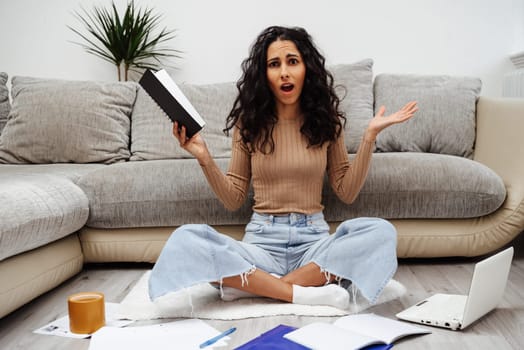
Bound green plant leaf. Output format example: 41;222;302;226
68;0;181;80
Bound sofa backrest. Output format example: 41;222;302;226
0;65;483;165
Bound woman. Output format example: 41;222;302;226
149;26;417;309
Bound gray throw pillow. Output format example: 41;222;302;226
0;72;10;135
0;76;137;164
130;81;236;160
330;59;375;153
374;74;481;158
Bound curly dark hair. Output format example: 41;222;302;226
224;26;346;153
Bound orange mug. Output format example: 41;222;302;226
68;292;106;334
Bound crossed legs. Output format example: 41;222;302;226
220;262;349;309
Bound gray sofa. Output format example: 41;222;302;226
1;59;523;319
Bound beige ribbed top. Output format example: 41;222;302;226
201;117;375;214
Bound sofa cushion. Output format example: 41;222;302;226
0;163;105;182
130;82;235;160
330;59;375;153
0;72;10;135
374;74;481;158
77;153;505;229
324;152;506;220
0;77;137;164
0;173;89;261
76;159;254;228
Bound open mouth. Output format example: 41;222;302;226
280;83;294;92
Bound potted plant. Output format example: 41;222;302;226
68;1;181;81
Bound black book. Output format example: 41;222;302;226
138;69;205;138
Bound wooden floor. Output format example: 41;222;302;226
1;234;523;350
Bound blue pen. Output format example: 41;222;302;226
199;327;237;348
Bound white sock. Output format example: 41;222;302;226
292;284;350;309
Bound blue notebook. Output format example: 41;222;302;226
234;324;310;349
234;324;392;350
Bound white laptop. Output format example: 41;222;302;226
396;246;513;330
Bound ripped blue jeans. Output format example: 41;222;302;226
148;212;397;303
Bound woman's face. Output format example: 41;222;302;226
266;39;305;112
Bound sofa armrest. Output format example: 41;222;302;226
474;97;524;233
391;97;524;258
475;97;524;207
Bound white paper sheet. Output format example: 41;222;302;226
88;319;229;350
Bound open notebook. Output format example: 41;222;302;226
283;313;430;350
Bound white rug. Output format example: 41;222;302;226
117;271;406;321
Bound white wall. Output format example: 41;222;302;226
0;0;522;96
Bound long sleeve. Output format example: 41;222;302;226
327;132;375;204
199;127;251;210
201;119;374;214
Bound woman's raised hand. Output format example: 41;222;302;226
172;122;212;165
367;101;418;139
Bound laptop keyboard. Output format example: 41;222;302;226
413;294;466;321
